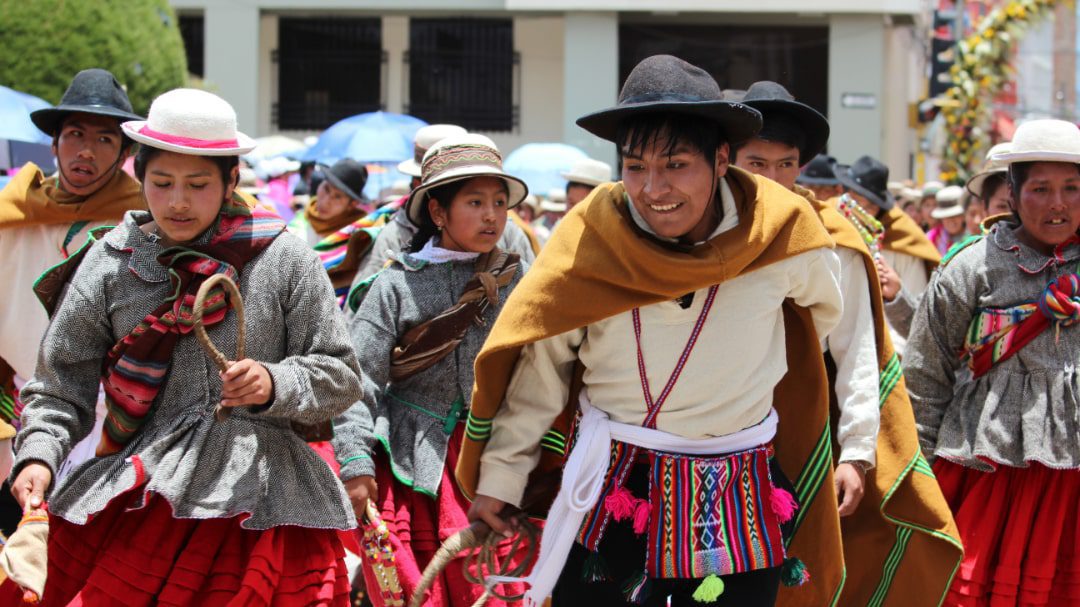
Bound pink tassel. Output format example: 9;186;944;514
769;486;798;524
632;498;650;535
605;486;636;521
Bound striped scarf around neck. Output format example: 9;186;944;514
96;193;286;455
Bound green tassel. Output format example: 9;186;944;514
621;570;652;605
781;556;811;587
691;574;726;603
581;550;611;583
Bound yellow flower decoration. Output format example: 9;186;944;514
939;0;1071;184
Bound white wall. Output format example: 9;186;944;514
481;16;567;158
828;14;887;164
203;3;260;134
562;12;619;167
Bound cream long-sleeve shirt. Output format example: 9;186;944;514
477;182;844;507
0;222;118;478
827;246;880;466
880;249;930;354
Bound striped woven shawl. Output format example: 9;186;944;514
96;194;285;455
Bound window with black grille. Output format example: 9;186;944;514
619;22;829;133
178;15;204;78
276;17;383;130
407;18;516;132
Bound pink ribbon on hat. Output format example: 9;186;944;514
138;125;239;149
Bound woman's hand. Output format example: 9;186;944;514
220;359;274;408
344;475;378;520
11;462;52;512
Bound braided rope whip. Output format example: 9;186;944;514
192;273;245;421
409;514;540;607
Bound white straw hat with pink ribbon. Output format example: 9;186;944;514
121;88;256;156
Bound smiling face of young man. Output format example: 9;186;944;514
619;124;729;244
733;137;801;191
52;112;128;196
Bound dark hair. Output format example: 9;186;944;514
407;179;469;252
134;145;240;190
980;173;1008;203
731;112;806;162
961;190;978;211
615;113;725;166
566;181;593;191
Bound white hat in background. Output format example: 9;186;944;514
397;124;468;178
539;188;568;213
966;141;1012;199
931;185;965;219
561;158;613;187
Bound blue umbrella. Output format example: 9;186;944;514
0;85;52;145
302;111;427;165
302;111;427;200
503;143;588;197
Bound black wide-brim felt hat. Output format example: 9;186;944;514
834;155;895;211
31;68;143;136
321;158;368;202
576;55;762;145
797;154;840;186
740;80;829;166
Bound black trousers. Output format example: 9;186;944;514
551;462;789;607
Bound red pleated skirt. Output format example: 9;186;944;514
356;426;529;607
935;459;1080;607
0;483;351;606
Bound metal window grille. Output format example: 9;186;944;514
178;15;205;78
618;23;829;125
406;18;518;132
275;17;384;130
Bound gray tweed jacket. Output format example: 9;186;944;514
333;251;524;497
14;211;362;530
906;220;1080;470
352;208;535;300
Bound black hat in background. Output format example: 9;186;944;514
797;154;840;186
321;158;368;202
576;55;762;145
30;69;143;137
740;80;829;166
834;155;895;211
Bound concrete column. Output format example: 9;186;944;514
882;24;918;178
828;14;886;164
383;16;409;114
204;3;260;134
1053;2;1076;121
563;12;619;167
257;14;277;136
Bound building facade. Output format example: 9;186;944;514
171;0;927;174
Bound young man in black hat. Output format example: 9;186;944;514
733;81;962;607
833;157;941;354
459;55;847;607
796;154;843;201
732;80;877;517
0;68;143;530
